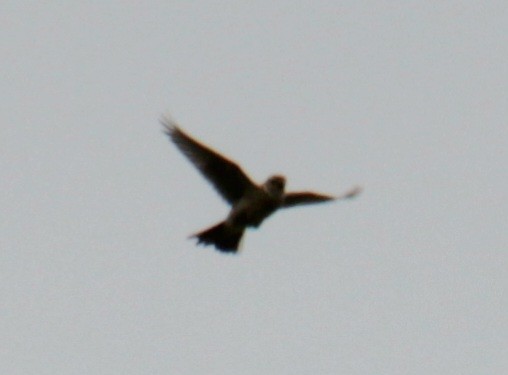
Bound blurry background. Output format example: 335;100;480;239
2;2;506;374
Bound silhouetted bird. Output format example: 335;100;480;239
162;117;361;253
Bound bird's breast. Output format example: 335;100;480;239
228;193;281;228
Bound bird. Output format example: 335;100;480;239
162;117;361;253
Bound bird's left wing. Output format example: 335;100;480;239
282;186;361;208
162;117;256;205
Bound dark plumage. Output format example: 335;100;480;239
162;117;361;253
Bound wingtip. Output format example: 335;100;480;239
160;114;180;135
344;185;363;198
335;185;362;200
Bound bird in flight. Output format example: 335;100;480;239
162;117;361;253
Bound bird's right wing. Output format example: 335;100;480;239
282;186;361;208
162;117;256;205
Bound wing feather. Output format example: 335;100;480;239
162;117;255;205
282;186;361;208
282;192;335;208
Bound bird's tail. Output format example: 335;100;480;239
191;221;244;253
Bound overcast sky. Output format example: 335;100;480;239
2;2;507;374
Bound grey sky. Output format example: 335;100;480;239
2;2;507;374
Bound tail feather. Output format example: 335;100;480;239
192;222;244;253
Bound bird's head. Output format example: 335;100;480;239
263;175;286;197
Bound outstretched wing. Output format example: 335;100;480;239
282;192;335;208
282;186;361;208
162;117;256;205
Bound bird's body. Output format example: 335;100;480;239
227;176;284;228
162;117;360;253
